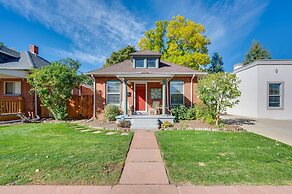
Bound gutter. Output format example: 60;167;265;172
86;75;96;122
34;91;40;120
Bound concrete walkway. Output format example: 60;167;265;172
1;131;291;194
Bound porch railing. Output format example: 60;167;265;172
0;97;24;115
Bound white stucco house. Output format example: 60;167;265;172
228;60;292;120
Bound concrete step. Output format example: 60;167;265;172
131;118;160;130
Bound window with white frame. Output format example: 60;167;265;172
4;81;21;95
268;82;283;109
135;59;144;68
170;81;184;106
147;58;156;68
106;81;121;105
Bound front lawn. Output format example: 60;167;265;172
0;123;132;185
157;130;292;185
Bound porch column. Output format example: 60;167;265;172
123;79;128;115
162;79;166;115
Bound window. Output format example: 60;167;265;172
268;82;283;109
4;81;21;95
106;81;121;105
135;59;144;68
170;81;184;105
147;59;156;68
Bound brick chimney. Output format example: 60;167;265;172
29;44;39;55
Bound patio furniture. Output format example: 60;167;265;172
148;101;162;115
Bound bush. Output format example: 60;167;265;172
117;120;131;128
171;105;196;121
161;121;174;129
195;103;215;124
105;104;120;121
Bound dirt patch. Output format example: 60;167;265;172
71;119;130;131
165;120;243;131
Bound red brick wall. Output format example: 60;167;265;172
73;86;93;96
0;78;35;116
94;76;199;118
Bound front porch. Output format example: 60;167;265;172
116;114;175;130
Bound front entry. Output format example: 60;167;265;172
135;84;146;111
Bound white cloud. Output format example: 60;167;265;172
0;0;145;67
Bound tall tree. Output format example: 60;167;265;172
28;58;84;120
138;15;211;70
104;45;136;67
243;41;271;65
207;52;224;73
0;42;3;47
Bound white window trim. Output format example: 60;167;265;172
170;81;185;106
134;58;146;68
147;58;158;68
106;80;121;106
267;81;284;110
4;81;21;96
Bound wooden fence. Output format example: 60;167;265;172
67;95;93;119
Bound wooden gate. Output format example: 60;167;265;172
67;95;93;119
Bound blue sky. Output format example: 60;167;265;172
1;0;292;72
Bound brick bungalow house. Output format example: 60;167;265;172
0;45;50;121
87;50;206;129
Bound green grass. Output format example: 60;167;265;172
157;130;292;185
0;123;132;185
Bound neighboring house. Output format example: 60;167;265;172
87;50;206;128
228;60;292;120
0;45;50;121
73;84;94;96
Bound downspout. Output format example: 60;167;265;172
190;74;196;108
86;75;96;122
34;91;40;120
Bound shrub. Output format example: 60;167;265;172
117;120;131;128
105;104;120;121
171;105;196;121
161;121;174;129
195;102;215;124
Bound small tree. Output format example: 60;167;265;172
103;45;136;67
28;58;83;120
197;72;241;125
243;40;271;65
207;52;224;73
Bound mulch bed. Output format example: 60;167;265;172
166;120;243;131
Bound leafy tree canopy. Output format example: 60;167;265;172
138;15;211;70
206;52;224;73
104;45;136;67
0;42;3;47
28;58;84;120
197;72;241;125
243;40;271;65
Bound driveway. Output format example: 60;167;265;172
222;115;292;146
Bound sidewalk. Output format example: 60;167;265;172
0;131;291;194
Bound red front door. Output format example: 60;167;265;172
136;84;146;111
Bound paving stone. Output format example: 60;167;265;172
106;132;116;135
126;149;162;162
119;162;168;185
111;185;178;194
80;129;91;132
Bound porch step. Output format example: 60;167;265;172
131;118;160;130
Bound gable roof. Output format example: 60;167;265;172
87;59;205;76
129;50;162;57
0;45;50;70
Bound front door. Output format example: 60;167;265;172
135;84;146;111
